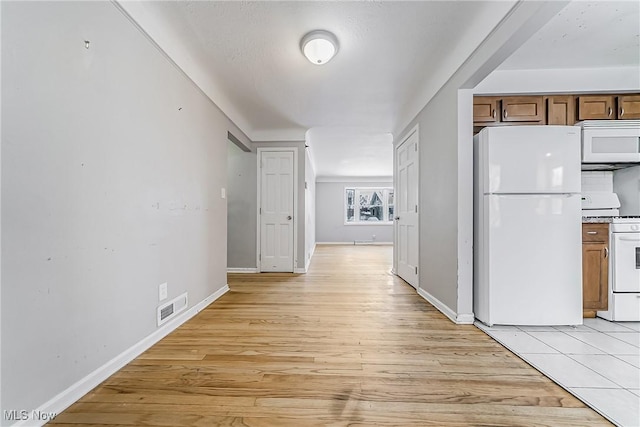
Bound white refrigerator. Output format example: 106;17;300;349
474;126;583;326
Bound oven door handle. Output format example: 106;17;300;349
617;236;640;242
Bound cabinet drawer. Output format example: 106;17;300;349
582;224;609;242
605;293;640;321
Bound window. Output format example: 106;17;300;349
345;187;394;224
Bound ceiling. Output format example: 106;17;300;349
136;1;639;178
500;0;639;70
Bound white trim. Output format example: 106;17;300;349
344;186;394;225
456;313;476;324
316;176;393;183
294;267;307;274
457;89;475;321
316;242;393;246
393;124;419;286
343;222;393;226
304;243;316;272
13;285;229;427
417;287;473;325
256;147;298;273
394;124;419;147
227;268;259;274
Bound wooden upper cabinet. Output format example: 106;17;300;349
473;97;499;123
501;96;543;122
617;95;640;119
577;95;615;120
547;96;575;125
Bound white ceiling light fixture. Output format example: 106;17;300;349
300;30;339;65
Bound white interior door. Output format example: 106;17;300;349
259;150;295;272
395;130;419;288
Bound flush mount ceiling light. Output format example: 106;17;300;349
300;30;339;65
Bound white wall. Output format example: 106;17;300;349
474;66;640;95
227;141;257;269
316;181;394;244
2;1;234;420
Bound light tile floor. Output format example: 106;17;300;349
477;318;640;427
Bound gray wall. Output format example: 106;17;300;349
2;1;232;416
399;91;461;311
395;2;568;320
316;182;394;243
225;141;312;271
227;142;257;269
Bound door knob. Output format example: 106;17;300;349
287;215;292;220
395;216;400;221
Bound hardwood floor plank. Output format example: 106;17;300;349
49;245;611;426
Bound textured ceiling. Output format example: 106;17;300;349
133;1;638;177
500;1;640;70
141;0;516;176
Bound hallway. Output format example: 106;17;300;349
51;245;609;426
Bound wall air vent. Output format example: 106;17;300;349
157;292;188;326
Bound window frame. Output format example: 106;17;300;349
344;186;394;226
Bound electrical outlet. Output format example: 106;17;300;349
159;282;168;301
221;188;226;199
372;234;376;241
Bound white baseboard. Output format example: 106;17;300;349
455;313;475;324
316;242;393;245
14;285;230;427
417;287;474;325
227;268;258;273
305;244;316;271
294;267;307;274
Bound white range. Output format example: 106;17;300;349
599;216;640;322
582;193;640;321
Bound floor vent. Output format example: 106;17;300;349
157;292;188;326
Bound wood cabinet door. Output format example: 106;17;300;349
577;95;615;120
501;96;543;122
617;95;640;119
582;242;609;310
473;97;499;123
546;96;575;125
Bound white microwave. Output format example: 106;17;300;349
579;120;640;163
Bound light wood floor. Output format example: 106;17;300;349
51;245;610;426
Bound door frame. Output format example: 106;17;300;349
256;147;298;273
393;124;419;285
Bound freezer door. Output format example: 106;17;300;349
484;194;582;325
480;126;581;194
